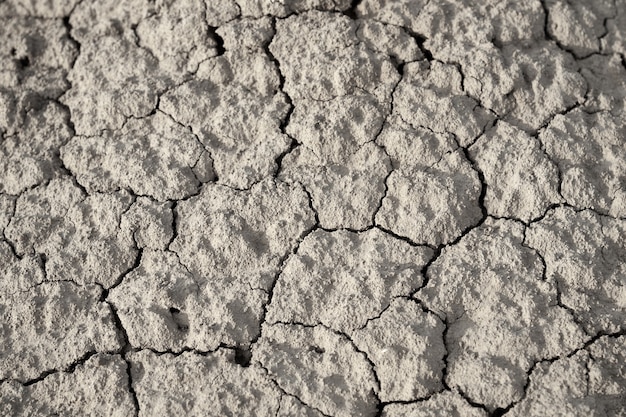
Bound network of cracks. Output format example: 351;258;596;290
1;0;626;416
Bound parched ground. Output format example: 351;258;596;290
1;0;626;416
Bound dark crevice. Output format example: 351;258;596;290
529;100;585;138
447;60;466;92
495;328;626;415
99;250;142;417
273;320;382;405
248;258;284;346
301;185;321;227
16;56;30;69
370;65;403;227
264;18;300;179
2;197;20;260
57;156;89;196
249;188;320;351
257;366;333;417
265;19;291;105
356;300;395;331
278;95;295;133
21;351;98;386
495;358;542;416
371;166;394;227
309;345;325;354
413;141;489;295
129;23;160;65
169;307;190;332
319;225;377;236
62;15;82;62
539;0;600;61
527;201;565;224
342;340;381;405
136;344;234;357
599;0;619;51
102;299;132;352
440;318;452;391
234;346;253;367
528;200;624;227
107;247;143;292
123;358;141;417
491;407;508;417
454;387;492;414
167;201;179;251
376;384;508;415
406;30;434;62
534;135;565;201
521;229;548;282
146;95;160;117
376;225;429;248
395;60;406;77
56;104;91;197
274;137;300;179
37;252;48;278
156;109;217;192
554;280;590;335
405;296;442;318
416;227;484;296
459;145;489;222
343;0;363;20
1;232;20;259
102;294;140;416
417;247;442;294
486;213;527;229
208;26;225;56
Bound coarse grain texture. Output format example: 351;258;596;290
0;354;135;417
417;218;587;409
266;228;433;333
2;0;626;415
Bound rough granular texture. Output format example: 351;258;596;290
1;0;625;416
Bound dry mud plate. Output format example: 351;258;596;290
1;0;626;416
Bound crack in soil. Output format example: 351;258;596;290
2;1;626;416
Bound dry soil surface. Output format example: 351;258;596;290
1;0;626;416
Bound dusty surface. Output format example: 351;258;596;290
1;0;625;416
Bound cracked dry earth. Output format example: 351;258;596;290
1;0;626;416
